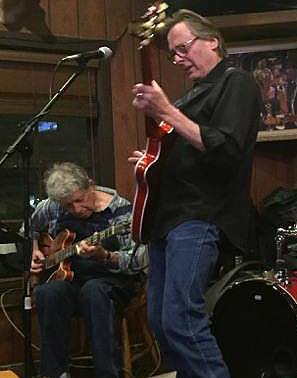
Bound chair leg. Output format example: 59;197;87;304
121;316;132;378
139;306;159;368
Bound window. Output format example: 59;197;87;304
0;114;97;222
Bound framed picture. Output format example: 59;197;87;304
226;40;297;141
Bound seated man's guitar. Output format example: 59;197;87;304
32;221;130;285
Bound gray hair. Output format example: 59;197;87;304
44;162;92;201
165;9;227;58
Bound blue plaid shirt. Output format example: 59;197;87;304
30;186;147;275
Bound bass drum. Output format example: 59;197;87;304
211;274;297;378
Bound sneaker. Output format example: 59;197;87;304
59;373;71;378
42;373;71;378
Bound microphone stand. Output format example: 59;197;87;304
0;62;88;378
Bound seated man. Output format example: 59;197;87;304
30;162;147;378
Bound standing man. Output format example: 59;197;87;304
30;162;146;378
129;9;262;378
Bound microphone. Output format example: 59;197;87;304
61;46;113;63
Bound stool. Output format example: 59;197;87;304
120;287;160;378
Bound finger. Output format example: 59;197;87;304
132;83;145;94
151;80;162;91
133;150;144;157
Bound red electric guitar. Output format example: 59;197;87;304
131;2;175;244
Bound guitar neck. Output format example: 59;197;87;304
44;223;123;270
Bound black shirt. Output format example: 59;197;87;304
152;60;262;252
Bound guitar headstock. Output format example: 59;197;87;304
135;2;169;49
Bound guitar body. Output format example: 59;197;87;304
35;229;76;284
31;222;130;286
132;122;174;243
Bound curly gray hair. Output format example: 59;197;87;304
44;162;93;201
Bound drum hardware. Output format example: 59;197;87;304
274;226;297;285
274;260;289;285
263;270;275;281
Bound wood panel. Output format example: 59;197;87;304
105;0;139;200
78;0;106;39
0;56;97;117
251;142;297;208
110;33;138;201
48;0;78;37
39;0;49;26
159;49;186;103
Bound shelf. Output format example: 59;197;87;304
257;129;297;142
209;10;297;42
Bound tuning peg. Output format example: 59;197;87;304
155;21;166;32
158;2;169;13
142;17;157;30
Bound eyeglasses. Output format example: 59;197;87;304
168;36;200;64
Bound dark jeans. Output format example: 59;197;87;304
148;220;231;378
35;274;141;378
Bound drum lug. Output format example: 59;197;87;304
275;262;290;285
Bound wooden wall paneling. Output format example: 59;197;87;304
48;0;78;37
0;60;35;114
104;0;131;41
0;62;34;95
251;144;296;208
210;10;297;42
251;152;278;209
274;154;291;186
78;0;106;39
290;154;297;188
39;0;49;26
159;49;186;103
132;0;151;18
0;58;97;117
95;60;115;188
105;0;139;199
110;33;138;200
31;64;96;101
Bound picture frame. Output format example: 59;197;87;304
226;39;297;142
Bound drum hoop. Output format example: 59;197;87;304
219;275;297;311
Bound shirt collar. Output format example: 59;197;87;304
95;185;119;214
194;58;228;85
